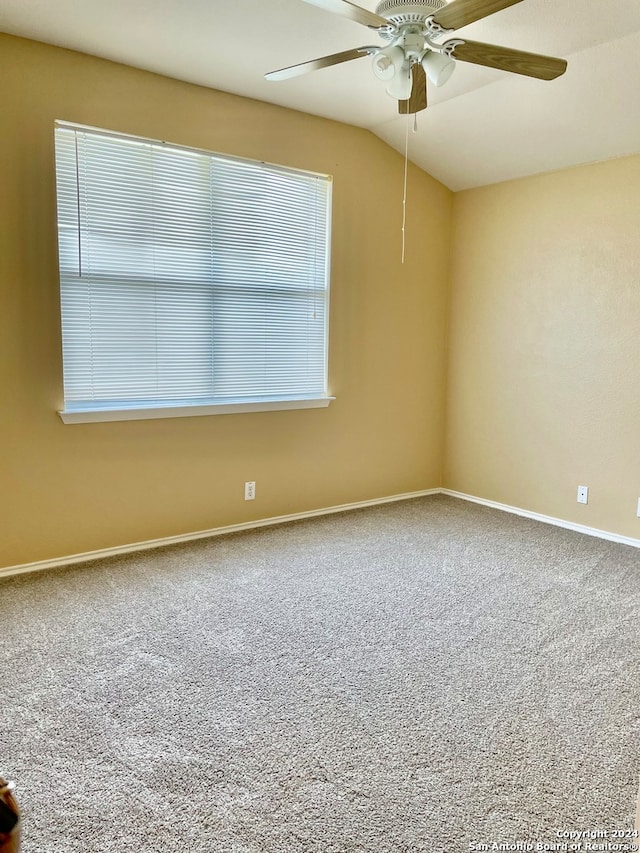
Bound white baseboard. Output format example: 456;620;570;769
0;489;440;579
441;489;640;550
4;487;638;580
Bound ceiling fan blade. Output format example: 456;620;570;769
265;47;371;81
432;0;525;31
448;40;567;80
302;0;390;29
398;64;427;114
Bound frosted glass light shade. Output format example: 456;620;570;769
386;64;413;100
422;51;456;87
372;46;405;82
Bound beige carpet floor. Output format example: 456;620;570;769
1;495;640;852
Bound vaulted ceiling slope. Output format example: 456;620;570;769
1;0;639;189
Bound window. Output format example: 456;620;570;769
54;123;332;423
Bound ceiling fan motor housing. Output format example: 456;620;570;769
375;1;450;46
375;0;447;26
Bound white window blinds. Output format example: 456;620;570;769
54;123;331;418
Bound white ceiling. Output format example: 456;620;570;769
1;0;640;189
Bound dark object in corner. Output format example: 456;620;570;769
0;778;20;853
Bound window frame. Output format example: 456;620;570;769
54;122;334;424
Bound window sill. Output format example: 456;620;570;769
58;396;335;424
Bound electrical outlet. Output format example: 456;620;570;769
244;481;256;501
577;485;589;505
637;498;640;518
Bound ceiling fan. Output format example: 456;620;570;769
265;0;568;114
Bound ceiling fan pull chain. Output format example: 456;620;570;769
401;109;410;264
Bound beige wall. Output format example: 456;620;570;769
445;156;640;539
3;33;638;570
0;33;452;569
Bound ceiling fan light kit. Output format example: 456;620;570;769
266;0;568;116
